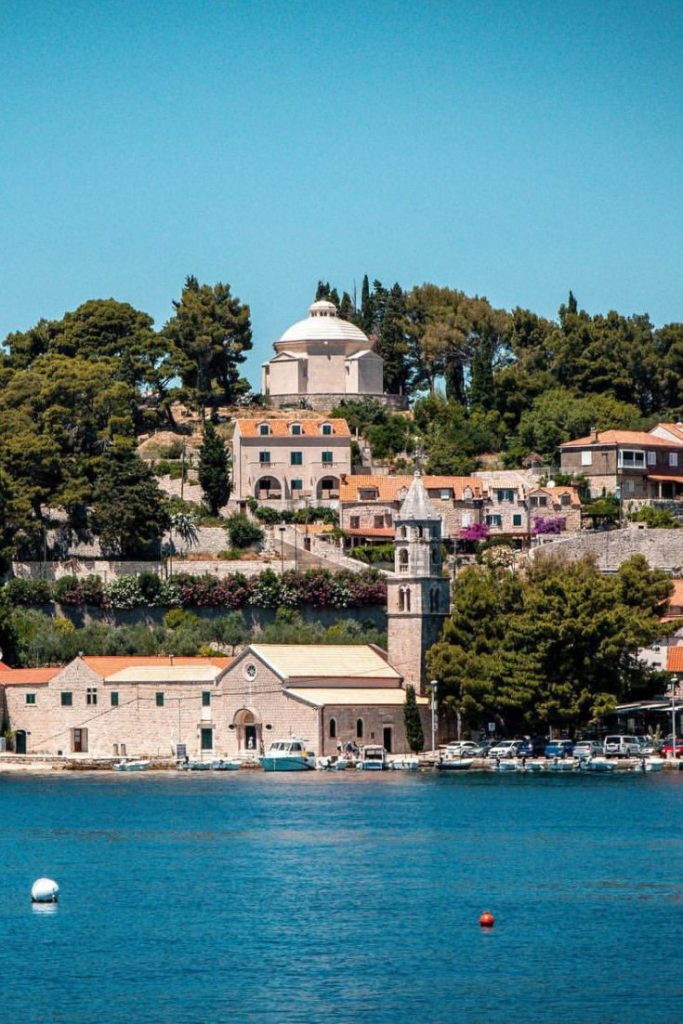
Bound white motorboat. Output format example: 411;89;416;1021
390;754;420;771
437;756;474;771
546;757;577;772
488;759;520;772
578;757;615;773
259;739;316;772
356;745;387;771
632;757;665;773
113;759;150;772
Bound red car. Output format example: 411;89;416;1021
661;740;683;758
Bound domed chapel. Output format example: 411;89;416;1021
261;299;384;407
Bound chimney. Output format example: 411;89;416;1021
169;654;174;666
590;425;599;443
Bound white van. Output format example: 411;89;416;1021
603;735;641;758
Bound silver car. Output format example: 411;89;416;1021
488;739;525;759
445;740;485;757
604;735;641;758
573;740;603;759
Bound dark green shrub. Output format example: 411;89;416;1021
226;513;264;549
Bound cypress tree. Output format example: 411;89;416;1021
198;422;231;515
360;274;373;333
403;685;425;753
338;291;354;321
380;283;409;394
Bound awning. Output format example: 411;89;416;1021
646;474;683;483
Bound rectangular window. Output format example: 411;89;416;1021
200;727;213;751
86;688;97;706
72;728;88;753
291;424;301;435
581;450;592;466
440;489;451;500
560;493;571;506
155;692;164;707
670;452;679;467
290;451;303;465
374;515;384;528
618;449;645;468
322;451;333;465
202;691;211;707
359;489;378;500
25;693;36;705
350;515;360;529
485;514;502;527
625;480;635;494
321;424;332;435
259;450;270;464
291;479;303;491
60;691;72;707
110;691;119;707
530;496;548;508
259;424;269;435
513;514;523;527
647;451;657;465
462;512;472;527
496;489;514;502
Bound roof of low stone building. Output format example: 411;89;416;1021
340;474;481;502
236;417;350;438
666;646;683;672
560;430;679;448
285;687;427;706
249;644;400;681
81;656;232;678
0;667;62;686
106;665;227;684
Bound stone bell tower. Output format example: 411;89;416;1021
386;473;451;695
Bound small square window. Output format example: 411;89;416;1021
513;514;523;527
291;424;301;435
290;452;303;466
322;451;333;465
259;424;269;436
25;693;36;705
155;692;164;707
350;515;360;529
581;451;592;466
202;691;211;707
374;515;384;528
110;691;119;707
60;691;72;707
259;451;270;464
321;424;332;435
291;479;303;491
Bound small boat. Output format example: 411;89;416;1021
179;760;213;771
260;739;316;772
390;754;420;771
631;757;665;773
546;757;577;772
578;757;615;773
488;758;520;772
212;758;242;771
437;756;474;771
519;759;545;772
113;759;150;772
356;745;387;771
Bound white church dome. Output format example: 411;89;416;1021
278;301;371;344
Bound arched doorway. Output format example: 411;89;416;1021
232;708;262;753
317;476;340;500
15;730;27;754
254;476;282;500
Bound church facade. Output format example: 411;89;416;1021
261;299;406;409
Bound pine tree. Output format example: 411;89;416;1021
198;422;231;515
91;443;169;557
403;685;425;753
379;283;410;394
338;291;354;321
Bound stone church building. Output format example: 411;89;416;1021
261;299;406;409
1;477;449;759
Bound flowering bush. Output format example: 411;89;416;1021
532;515;566;535
460;523;490;542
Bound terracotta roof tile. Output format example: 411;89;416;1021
81;656;232;678
654;423;683;440
346;527;396;538
236;418;351;438
666;646;683;672
0;667;62;686
560;431;680;448
340;474;482;502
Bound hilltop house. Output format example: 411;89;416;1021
231;415;351;507
559;428;683;499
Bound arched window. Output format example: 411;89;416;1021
329;717;337;739
405;588;411;612
399;548;409;573
398;588;405;612
356;718;364;739
416;525;423;539
399;526;407;539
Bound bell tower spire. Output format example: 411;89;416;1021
386;474;451;694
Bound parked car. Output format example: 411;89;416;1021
573;740;604;759
488;739;526;759
445;740;486;757
519;736;549;757
635;736;655;755
545;739;574;758
603;735;642;758
661;738;683;758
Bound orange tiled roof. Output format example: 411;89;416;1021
236;417;350;438
530;485;582;507
340;474;482;502
0;667;62;686
346;527;396;538
668;580;683;608
666;646;683;672
560;431;679;448
81;656;232;678
654;423;683;440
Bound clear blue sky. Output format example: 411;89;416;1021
2;0;682;386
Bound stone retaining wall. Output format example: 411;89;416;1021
530;525;683;573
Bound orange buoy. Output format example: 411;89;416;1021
479;911;495;927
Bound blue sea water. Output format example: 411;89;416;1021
1;770;681;1024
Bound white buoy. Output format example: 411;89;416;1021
31;878;59;903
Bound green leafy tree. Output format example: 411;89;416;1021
90;443;170;557
226;513;264;549
198;423;231;514
163;276;252;411
403;684;425;752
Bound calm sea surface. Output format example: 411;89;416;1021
1;770;681;1024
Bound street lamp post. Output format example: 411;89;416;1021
429;679;438;755
278;523;286;574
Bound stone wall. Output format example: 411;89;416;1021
529;525;683;573
265;393;409;411
12;557;292;582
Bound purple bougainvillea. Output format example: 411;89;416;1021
459;523;490;542
532;515;566;535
